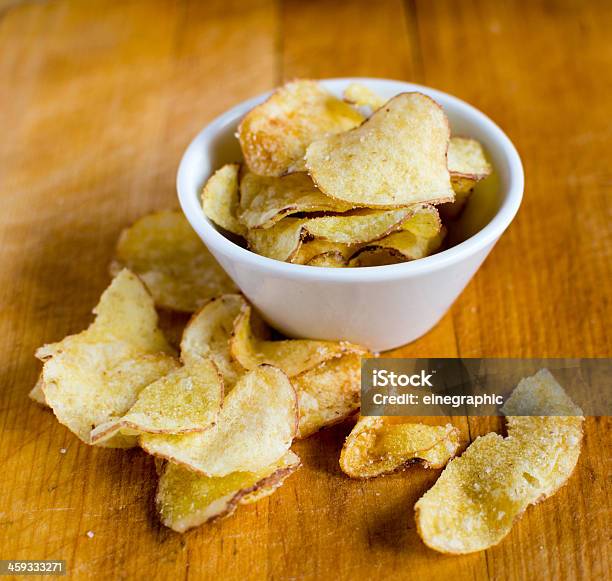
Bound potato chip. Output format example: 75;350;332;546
305;252;347;268
230;304;366;376
502;369;584;499
305;93;454;208
441;137;493;219
180;294;246;389
448;137;492;193
157;451;300;532
246;217;307;262
415;369;583;554
36;270;177;446
291;239;354;266
247;209;417;262
348;206;444;266
29;375;48;407
238;80;364;177
201;163;246;236
238;171;352;229
340;417;460;478
304;208;417;244
141;365;298;476
90;358;223;445
112;210;238;312
343;83;387;109
294;354;362;439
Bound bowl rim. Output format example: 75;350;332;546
177;77;524;282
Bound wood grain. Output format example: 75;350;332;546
0;0;609;580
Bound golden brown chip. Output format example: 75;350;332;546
230;304;366;377
238;171;352;229
291;239;354;266
238;80;364;177
305;252;348;268
112;210;238;312
246;208;417;262
201;163;246;236
441;137;493;219
304;208;417;244
343;83;387;109
348;206;445;266
36;270;177;447
156;451;300;532
502;369;584;499
340;417;460;478
305;93;454;208
246;217;307;262
448;137;492;192
294;354;363;439
180;294;246;389
90;358;223;445
415;369;584;554
141;365;298;476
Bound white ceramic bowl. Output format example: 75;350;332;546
177;78;523;351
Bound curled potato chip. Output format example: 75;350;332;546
29;375;48;407
291;239;354;266
340;417;460;478
348;206;444;266
201;164;246;236
141;365;298;476
90;358;223;445
36;270;177;446
294;354;363;439
246;217;306;262
305;93;454;208
305;252;347;268
112;210;238;312
238;171;352;229
415;369;584;554
157;451;300;532
441;137;493;219
343;83;387;109
304;208;417;244
238;80;364;177
230;304;366;376
502;369;584;499
247;208;416;262
448;137;492;193
180;294;246;389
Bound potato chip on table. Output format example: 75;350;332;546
230;303;366;376
415;369;584;554
294;354;363;439
180;294;246;389
112;210;238;312
238;79;364;177
156;450;301;532
340;417;461;478
141;365;298;477
36;269;177;447
90;357;223;445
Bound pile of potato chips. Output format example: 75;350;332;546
31;80;583;552
201;80;493;267
32;213;369;531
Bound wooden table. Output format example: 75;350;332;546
0;1;609;579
